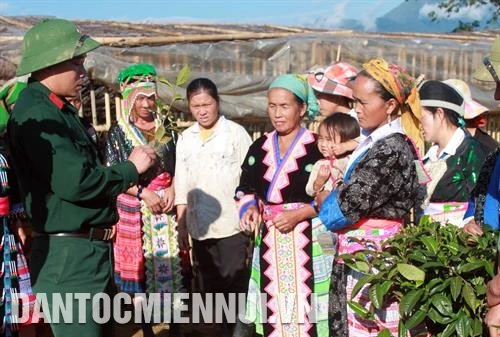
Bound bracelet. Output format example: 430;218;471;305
136;185;144;199
310;200;320;213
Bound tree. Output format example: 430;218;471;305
411;0;500;31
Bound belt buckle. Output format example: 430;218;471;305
89;228;113;241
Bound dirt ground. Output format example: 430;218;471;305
114;322;221;337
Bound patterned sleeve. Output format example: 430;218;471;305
0;153;8;197
473;148;499;224
320;135;421;230
103;124;121;167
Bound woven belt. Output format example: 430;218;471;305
33;227;114;241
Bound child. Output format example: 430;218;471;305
306;113;360;197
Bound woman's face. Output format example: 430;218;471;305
316;92;350;116
352;75;395;131
317;124;340;158
132;94;156;121
188;91;219;129
421;107;441;143
267;88;306;136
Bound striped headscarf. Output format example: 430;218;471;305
117;63;161;146
362;58;423;153
269;74;320;119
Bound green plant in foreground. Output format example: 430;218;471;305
340;216;498;337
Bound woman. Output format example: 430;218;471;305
0;80;38;337
443;79;497;155
308;61;361;157
419;80;488;226
104;64;182;337
174;78;252;337
318;58;426;336
308;61;358;118
236;74;332;337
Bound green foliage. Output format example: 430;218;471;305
341;217;498;336
154;64;191;145
408;0;500;31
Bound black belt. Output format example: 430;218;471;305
33;227;114;241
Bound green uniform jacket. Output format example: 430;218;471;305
7;81;138;233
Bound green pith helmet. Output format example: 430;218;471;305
16;18;101;76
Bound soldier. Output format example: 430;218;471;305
8;18;156;337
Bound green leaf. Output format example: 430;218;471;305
428;307;452;324
431;293;453;317
450;277;463;301
397;263;425;282
485;261;495;278
176;65;190;86
458;261;484;273
440;320;457;337
347;300;373;320
404;308;427;330
398;319;407;337
400;289;424;317
420;261;445;269
378;281;393;300
154;125;166;141
421;236;438;254
350;274;374;300
355;261;370;273
472;317;483;336
461;282;477;311
455;315;470;337
377;328;392;337
158;77;174;88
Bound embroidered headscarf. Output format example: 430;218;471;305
0;80;26;134
269;74;320;119
117;63;160;146
362;58;423;153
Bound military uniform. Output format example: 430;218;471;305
8;19;139;337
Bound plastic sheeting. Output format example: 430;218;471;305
1;25;499;119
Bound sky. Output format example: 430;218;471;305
0;0;405;28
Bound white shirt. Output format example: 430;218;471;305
174;116;252;240
423;128;465;162
346;118;404;172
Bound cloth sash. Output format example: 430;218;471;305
337;218;403;255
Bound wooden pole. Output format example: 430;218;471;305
90;89;97;126
104;92;112;130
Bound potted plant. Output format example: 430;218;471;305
341;216;498;337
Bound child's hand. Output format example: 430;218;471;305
330;143;348;156
330;139;358;156
317;165;330;182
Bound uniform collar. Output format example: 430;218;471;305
27;79;75;112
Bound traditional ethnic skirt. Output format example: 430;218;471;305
0;218;37;337
423;202;468;227
245;203;332;337
337;218;402;337
113;173;184;309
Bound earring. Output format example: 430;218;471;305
387;113;392;124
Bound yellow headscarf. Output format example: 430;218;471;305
362;58;423;154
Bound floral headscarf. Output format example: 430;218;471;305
269;74;320;119
117;63;161;146
362;58;423;153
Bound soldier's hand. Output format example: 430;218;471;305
128;145;157;174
